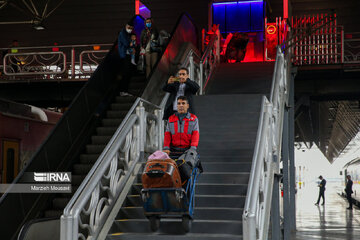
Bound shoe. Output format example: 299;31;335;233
315;203;319;205
321;203;325;205
347;207;353;210
119;92;132;97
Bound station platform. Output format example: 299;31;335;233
293;182;360;239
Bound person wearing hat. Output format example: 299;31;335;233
315;175;326;205
117;21;135;96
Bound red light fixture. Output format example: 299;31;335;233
266;25;276;34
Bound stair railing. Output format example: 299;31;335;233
194;26;220;95
243;47;288;240
60;95;168;240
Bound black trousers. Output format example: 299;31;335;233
347;193;353;208
317;190;325;204
119;55;134;92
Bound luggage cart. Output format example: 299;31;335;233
141;167;200;232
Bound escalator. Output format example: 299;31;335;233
0;13;199;240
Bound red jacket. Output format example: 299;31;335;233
164;112;199;150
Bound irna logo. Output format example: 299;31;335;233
34;172;71;182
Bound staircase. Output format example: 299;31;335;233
106;94;263;239
44;74;147;218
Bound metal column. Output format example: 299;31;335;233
271;171;282;240
289;74;296;231
282;105;291;240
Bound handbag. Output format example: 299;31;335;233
175;159;192;183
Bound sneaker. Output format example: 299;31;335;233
321;203;325;205
314;203;319;205
119;92;132;97
347;207;353;210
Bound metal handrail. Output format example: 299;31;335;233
201;33;217;63
188;25;220;95
1;43;112;79
60;95;166;240
243;47;288;240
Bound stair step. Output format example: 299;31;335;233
117;207;243;221
96;127;118;136
109;219;242;235
107;233;242;240
86;144;106;154
124;195;246;208
73;163;93;175
201;162;252;172
80;154;100;164
196;183;248;195
136;172;249;184
91;135;112;144
129;183;248;196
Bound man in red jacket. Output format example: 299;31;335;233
163;96;199;158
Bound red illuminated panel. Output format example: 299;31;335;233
265;22;278;60
267;25;276;35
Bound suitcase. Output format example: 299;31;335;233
142;159;182;189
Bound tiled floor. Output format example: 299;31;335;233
293;182;360;240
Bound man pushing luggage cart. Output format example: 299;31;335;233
141;96;202;232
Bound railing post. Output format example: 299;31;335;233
189;52;195;81
136;102;145;162
71;48;75;79
341;27;344;63
202;28;206;53
216;28;221;63
199;63;204;95
154;109;164;150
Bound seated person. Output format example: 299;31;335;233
163;96;199;160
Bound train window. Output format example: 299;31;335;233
6;148;15;183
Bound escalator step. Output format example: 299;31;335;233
96;127;118;136
106;110;127;119
80;154;100;164
115;96;137;103
52;197;71;209
71;175;87;186
73;163;93;175
85;144;106;154
102;119;122;127
91;135;112;144
111;103;134;110
44;209;63;218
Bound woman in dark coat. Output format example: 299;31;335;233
163;67;200;119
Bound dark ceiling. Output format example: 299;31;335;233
0;0;359;48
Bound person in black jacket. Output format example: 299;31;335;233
163;67;200;120
315;175;326;205
345;175;353;210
